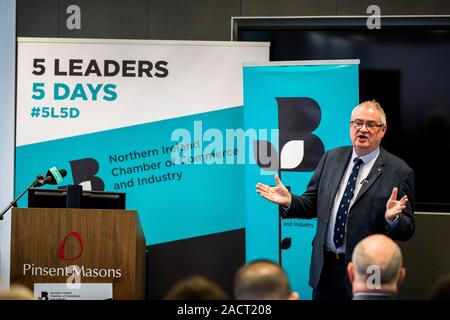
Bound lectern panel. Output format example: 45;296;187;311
10;208;145;300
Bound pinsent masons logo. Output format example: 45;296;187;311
57;231;83;260
22;230;122;281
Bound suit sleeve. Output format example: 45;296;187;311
387;168;415;240
281;151;327;220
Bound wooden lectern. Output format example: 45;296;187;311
10;208;145;300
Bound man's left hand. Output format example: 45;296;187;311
385;187;408;221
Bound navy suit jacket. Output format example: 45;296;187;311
282;146;415;288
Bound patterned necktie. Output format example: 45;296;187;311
333;157;364;249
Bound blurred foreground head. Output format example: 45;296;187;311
164;275;228;300
348;234;405;295
234;259;298;300
0;284;36;300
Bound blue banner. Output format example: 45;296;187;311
15;107;245;245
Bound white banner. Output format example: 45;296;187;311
34;283;112;300
16;38;269;146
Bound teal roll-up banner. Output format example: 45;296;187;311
243;61;359;299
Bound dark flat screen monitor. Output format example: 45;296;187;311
234;16;450;212
28;188;126;210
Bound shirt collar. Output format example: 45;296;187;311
352;147;380;165
353;291;394;297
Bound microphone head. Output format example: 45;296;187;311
46;167;66;185
59;169;67;178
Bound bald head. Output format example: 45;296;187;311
351;234;403;284
234;260;294;300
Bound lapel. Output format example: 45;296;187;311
353;148;387;205
326;148;353;212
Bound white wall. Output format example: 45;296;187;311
0;0;16;288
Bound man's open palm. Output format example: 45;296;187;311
256;174;292;207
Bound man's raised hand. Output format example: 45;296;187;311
385;187;408;221
256;174;292;207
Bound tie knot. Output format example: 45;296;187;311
353;157;363;166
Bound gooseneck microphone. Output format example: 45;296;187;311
35;167;68;186
0;166;67;220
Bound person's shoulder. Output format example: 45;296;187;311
327;146;352;157
381;148;413;172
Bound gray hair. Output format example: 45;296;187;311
352;100;387;126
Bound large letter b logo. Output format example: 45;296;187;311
254;97;325;172
276;97;324;171
69;158;104;191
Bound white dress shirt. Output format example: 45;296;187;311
324;147;380;253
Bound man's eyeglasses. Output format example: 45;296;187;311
350;119;385;130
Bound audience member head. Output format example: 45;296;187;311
234;259;298;300
164;275;228;300
348;234;405;296
0;284;36;300
427;274;450;300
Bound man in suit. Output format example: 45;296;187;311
347;234;405;300
256;100;414;300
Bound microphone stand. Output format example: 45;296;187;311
0;174;44;220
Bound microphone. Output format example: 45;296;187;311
36;167;67;186
1;167;67;220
